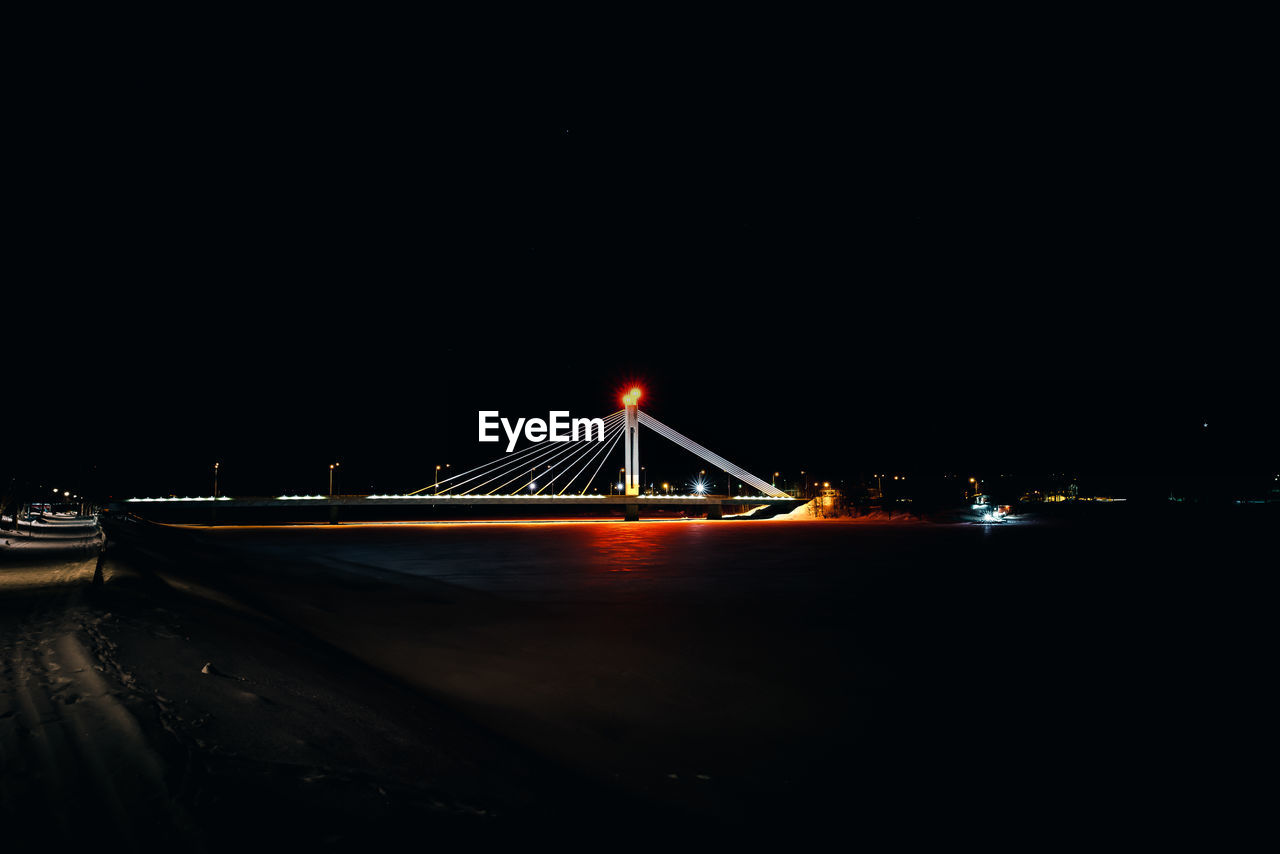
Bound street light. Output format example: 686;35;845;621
213;462;219;498
329;463;340;496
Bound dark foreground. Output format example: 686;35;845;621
1;505;1268;847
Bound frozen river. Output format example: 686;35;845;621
183;517;998;602
90;503;1264;841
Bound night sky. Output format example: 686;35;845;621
4;33;1272;502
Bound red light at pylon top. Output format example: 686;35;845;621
622;387;642;406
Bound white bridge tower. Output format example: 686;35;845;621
623;387;641;496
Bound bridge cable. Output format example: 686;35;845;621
548;418;625;495
536;419;625;495
636;411;791;498
556;418;625;495
574;421;627;495
482;421;623;495
472;413;625;496
413;411;622;496
409;410;623;495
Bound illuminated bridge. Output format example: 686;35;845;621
117;389;803;521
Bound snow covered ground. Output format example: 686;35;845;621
0;514;104;555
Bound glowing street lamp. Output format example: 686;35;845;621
329;462;340;496
213;462;219;498
436;464;452;494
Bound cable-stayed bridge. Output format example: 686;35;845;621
118;390;802;521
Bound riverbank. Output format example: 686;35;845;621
2;550;717;848
4;507;1265;846
99;517;873;838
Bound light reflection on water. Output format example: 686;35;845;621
198;519;985;602
582;522;709;572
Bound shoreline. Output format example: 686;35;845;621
100;520;871;830
4;505;1261;844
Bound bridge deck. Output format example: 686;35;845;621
120;495;802;509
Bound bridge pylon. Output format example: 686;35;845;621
623;387;641;496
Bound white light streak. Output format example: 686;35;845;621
636;412;790;498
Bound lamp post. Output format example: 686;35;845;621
213;462;219;499
329;463;339;497
435;465;441;493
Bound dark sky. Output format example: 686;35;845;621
4;33;1272;500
